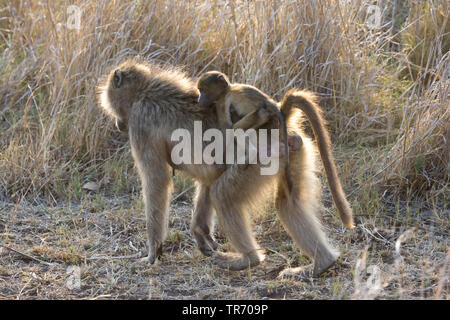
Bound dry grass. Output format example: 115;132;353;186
0;0;448;299
381;77;449;194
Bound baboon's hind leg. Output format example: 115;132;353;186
191;184;219;256
276;195;339;277
276;139;339;277
209;164;273;271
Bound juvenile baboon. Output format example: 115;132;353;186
98;58;353;277
197;71;284;130
196;71;298;191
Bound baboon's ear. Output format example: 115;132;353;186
113;69;122;88
217;74;228;87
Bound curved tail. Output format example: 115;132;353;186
280;89;354;229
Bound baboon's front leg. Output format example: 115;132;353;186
142;163;173;264
191;184;218;256
132;139;173;264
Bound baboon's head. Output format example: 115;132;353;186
196;71;230;108
98;60;146;132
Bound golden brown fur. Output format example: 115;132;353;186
98;58;351;277
196;71;293;191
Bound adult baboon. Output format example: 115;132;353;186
98;58;352;276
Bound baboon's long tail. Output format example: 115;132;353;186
280;89;354;229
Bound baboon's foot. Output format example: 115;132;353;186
278;255;338;279
140;256;155;264
277;265;314;281
193;229;219;257
140;243;163;264
313;253;339;277
212;251;263;271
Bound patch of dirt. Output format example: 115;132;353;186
0;197;448;300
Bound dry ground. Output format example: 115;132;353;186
0;183;447;300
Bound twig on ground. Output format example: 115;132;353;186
172;185;195;202
0;243;54;266
262;246;290;264
87;253;142;260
